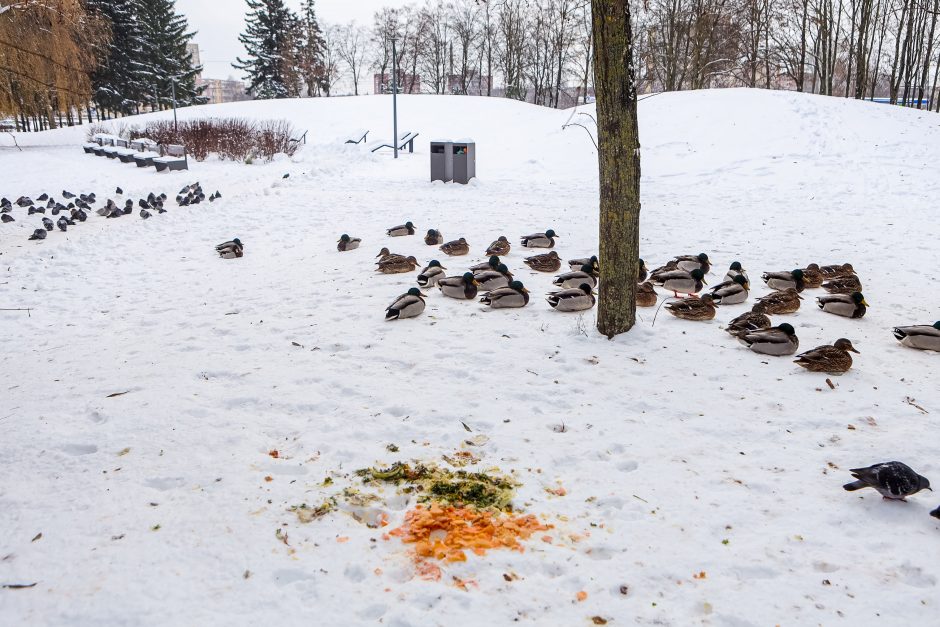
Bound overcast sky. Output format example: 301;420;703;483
177;0;401;81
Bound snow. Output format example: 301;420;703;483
1;89;938;625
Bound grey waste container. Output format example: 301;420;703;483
430;140;453;182
452;140;476;184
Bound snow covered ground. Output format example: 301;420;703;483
1;90;938;626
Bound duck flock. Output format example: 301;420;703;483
0;183;220;242
314;222;939;374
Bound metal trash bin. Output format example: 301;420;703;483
452;140;476;184
430;140;453;182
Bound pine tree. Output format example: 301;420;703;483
137;0;205;109
298;0;326;96
233;0;298;99
87;0;148;115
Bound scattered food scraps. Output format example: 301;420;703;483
389;503;551;563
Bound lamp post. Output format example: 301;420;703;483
391;36;399;160
171;79;178;133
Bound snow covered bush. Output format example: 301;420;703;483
88;118;299;162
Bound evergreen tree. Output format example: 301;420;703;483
87;0;148;115
137;0;205;109
233;0;298;99
298;0;326;96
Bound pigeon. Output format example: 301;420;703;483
96;206;109;217
28;207;45;215
42;217;54;231
125;199;133;208
115;187;123;195
282;173;289;179
79;193;88;201
121;205;132;215
46;199;55;209
16;196;33;207
72;208;87;222
139;199;150;210
37;193;48;201
931;506;940;520
140;209;151;219
62;190;75;199
147;192;156;204
1;204;11;214
29;228;46;240
1;214;13;223
843;462;931;501
57;217;68;232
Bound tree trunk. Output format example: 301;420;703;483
592;0;640;339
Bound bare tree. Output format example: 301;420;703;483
336;22;370;96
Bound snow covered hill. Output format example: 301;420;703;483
1;90;938;626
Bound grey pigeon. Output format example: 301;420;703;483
115;187;123;195
37;193;48;201
29;228;46;240
844;461;932;501
28;207;45;215
96;206;109;217
62;190;75;199
931;506;939;520
57;217;68;232
140;209;151;219
1;214;13;223
42;217;54;231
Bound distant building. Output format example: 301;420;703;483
186;43;202;79
197;78;252;104
374;72;421;94
447;72;491;96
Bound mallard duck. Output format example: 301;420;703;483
726;310;771;337
547;283;595;312
636;281;658;307
440;237;470;256
385;287;426;320
554;264;598;289
817;292;867;318
794;338;859;374
216;238;242;253
801;263;824;288
762;269;805;292
524;251;561;273
387;221;415;237
724;261;748;283
652;268;706;297
666;294;717;321
820;263;856;278
470;255;502;272
474;264;513;291
637;259;648;283
675;253;711;274
752;288;802;314
648;259;678;280
217;238;243;258
425;229;444;245
480;280;529;309
439;272;480;299
520;229;559;248
376;255;419;274
568;255;598;271
709;275;749;305
485;236;511;256
822;275;863;294
417;260;447;287
739;323;799;355
337;234;361;252
376;247;406;262
893;321;940;352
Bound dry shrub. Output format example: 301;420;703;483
93;117;299;162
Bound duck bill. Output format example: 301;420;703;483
861;299;869;306
849;347;860;354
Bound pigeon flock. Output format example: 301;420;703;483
1;183;221;242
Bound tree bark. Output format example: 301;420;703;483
592;0;640;339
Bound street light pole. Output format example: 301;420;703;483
171;80;178;134
391;37;399;160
